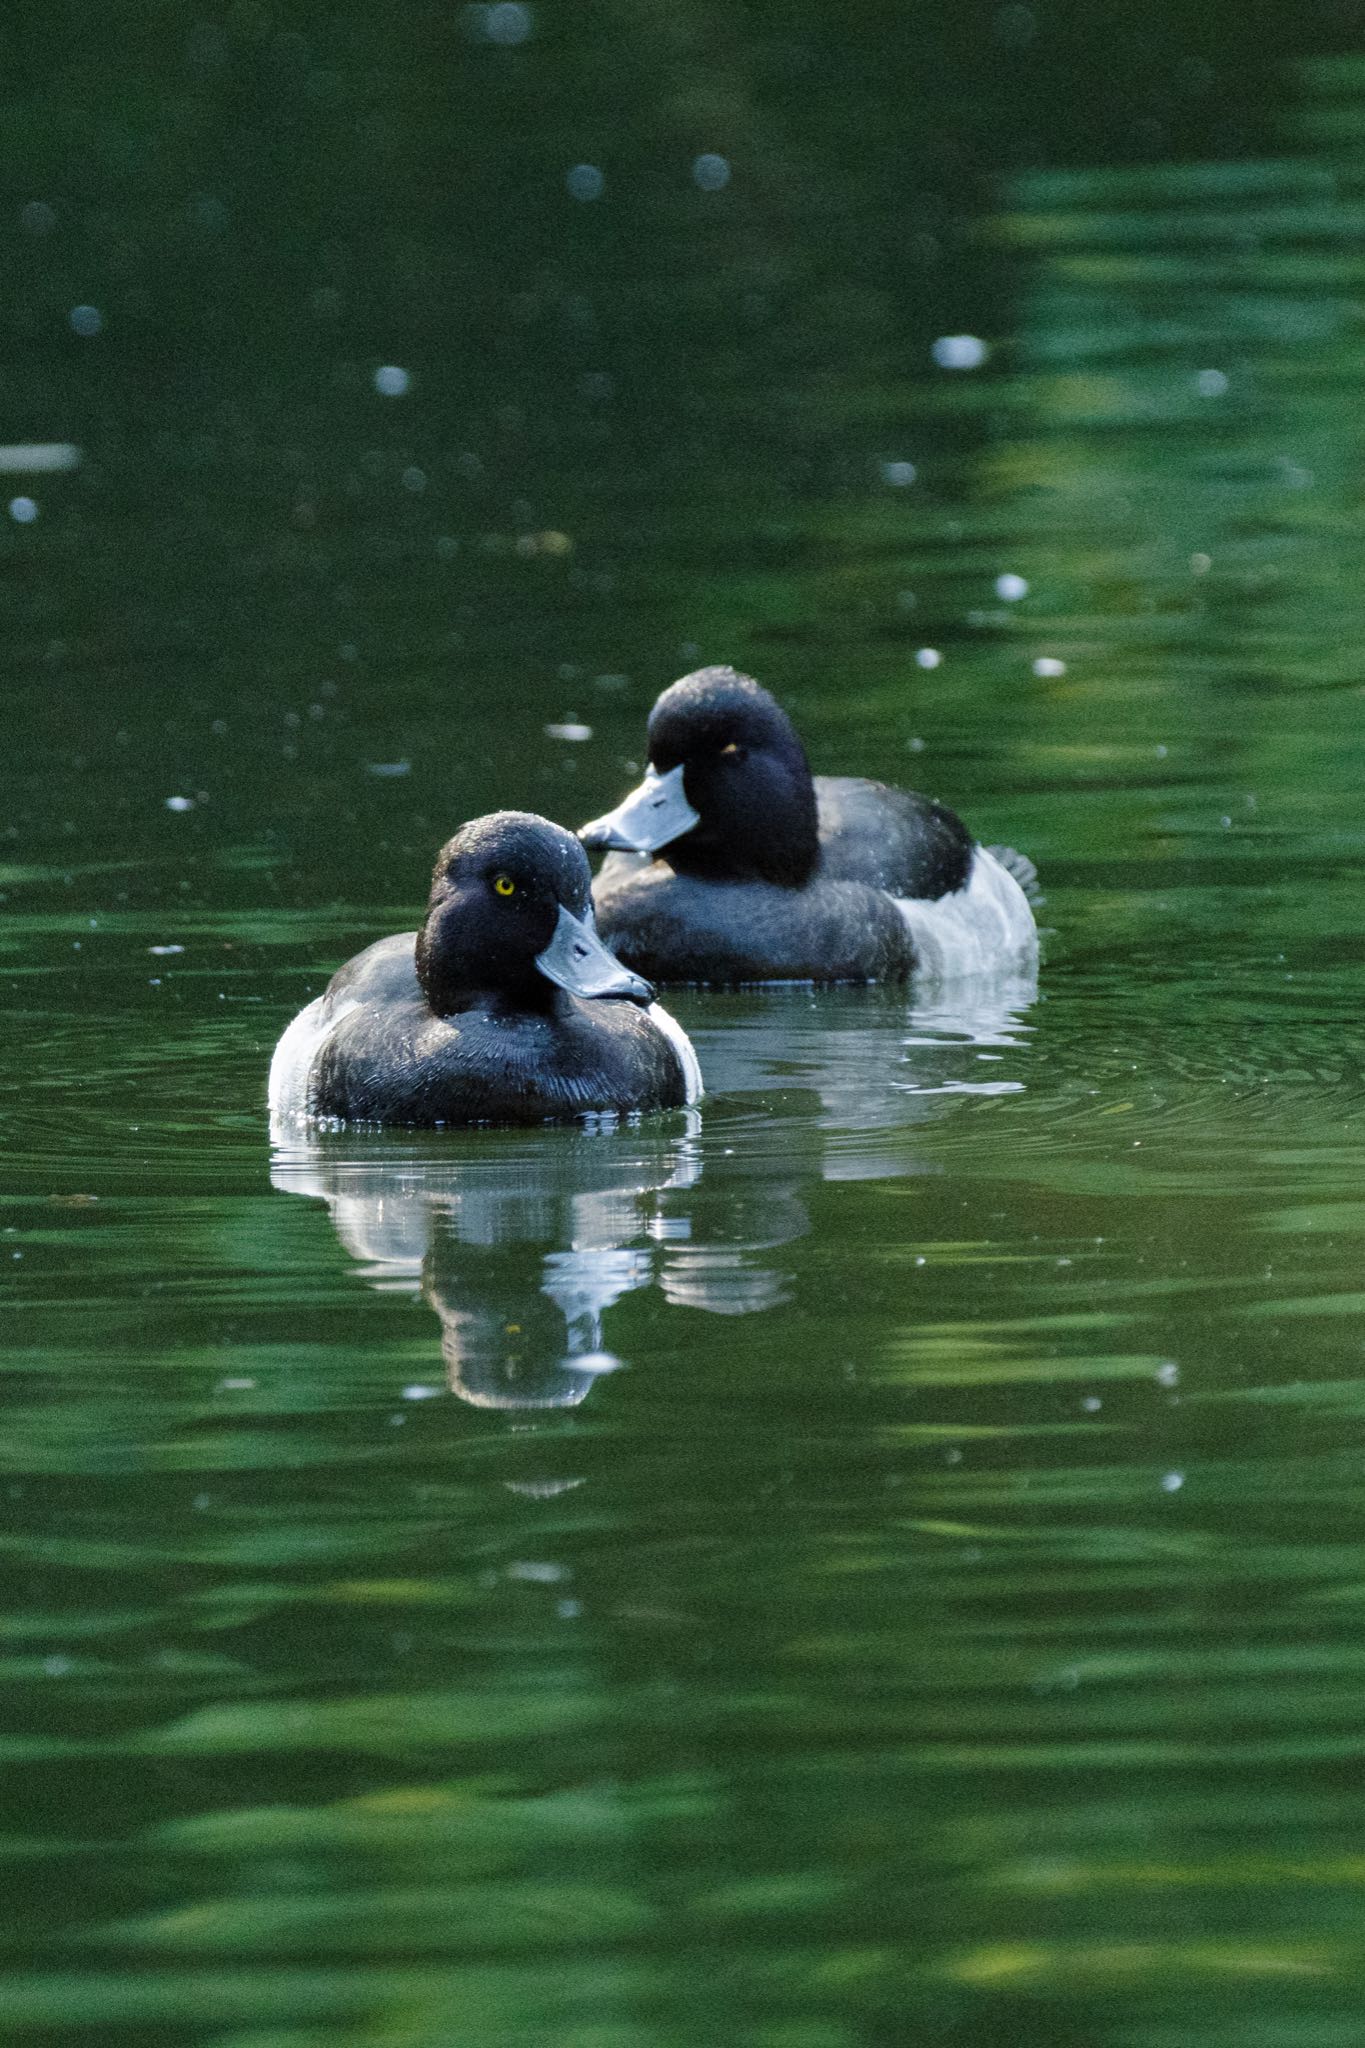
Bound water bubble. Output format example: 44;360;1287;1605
545;721;592;741
374;364;411;397
881;460;917;487
1195;368;1228;397
566;163;605;202
1161;1471;1185;1492
1032;656;1066;678
467;2;534;43
1190;552;1212;576
932;333;989;371
692;153;731;192
8;497;38;524
69;305;103;338
915;647;942;670
995;572;1029;601
401;1383;441;1400
164;795;195;812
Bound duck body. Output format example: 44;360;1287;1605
581;668;1038;988
269;814;701;1127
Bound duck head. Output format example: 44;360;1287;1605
416;811;654;1015
578;666;820;886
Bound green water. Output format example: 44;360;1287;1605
8;11;1365;2046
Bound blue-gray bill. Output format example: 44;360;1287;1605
578;763;699;854
535;902;655;1003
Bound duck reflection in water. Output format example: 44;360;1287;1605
270;1114;810;1414
271;969;1037;1414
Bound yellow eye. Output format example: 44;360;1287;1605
493;874;516;897
721;741;742;757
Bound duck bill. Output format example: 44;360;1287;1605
578;764;699;854
536;904;655;1004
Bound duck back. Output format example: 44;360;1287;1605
815;778;974;898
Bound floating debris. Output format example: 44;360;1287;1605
881;460;917;487
1032;656;1066;678
148;944;185;956
164;795;195;812
0;444;81;475
8;497;38;523
545;721;592;742
366;761;411;778
932;334;989;370
995;573;1029;601
915;648;942;670
374;365;411;397
692;153;731;192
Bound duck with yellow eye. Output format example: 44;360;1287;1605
269;812;701;1126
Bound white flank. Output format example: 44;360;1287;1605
648;1000;703;1105
894;847;1038;981
267;995;360;1120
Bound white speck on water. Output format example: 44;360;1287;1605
692;152;731;192
932;333;989;370
881;460;917;487
1195;368;1228;397
481;1;534;43
218;1376;256;1391
1081;1395;1103;1413
1220;814;1233;829
374;364;411;397
366;761;411;777
1190;553;1212;575
557;1597;583;1619
1155;1361;1180;1387
915;647;942;670
1032;656;1066;677
995;572;1029;601
69;305;103;337
0;444;80;474
401;1383;441;1401
1155;742;1169;758
148;944;184;956
507;1560;570;1583
44;1656;72;1677
9;496;38;523
1161;1471;1185;1492
401;465;426;493
545;721;593;742
907;735;925;751
164;795;194;812
566;163;605;201
21;200;56;235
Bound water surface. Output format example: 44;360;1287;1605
7;18;1365;2048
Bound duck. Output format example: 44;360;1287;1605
268;812;702;1125
578;665;1039;985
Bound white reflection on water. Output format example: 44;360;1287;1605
270;970;1037;1411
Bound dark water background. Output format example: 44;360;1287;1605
8;6;1365;2044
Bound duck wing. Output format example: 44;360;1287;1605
815;777;974;899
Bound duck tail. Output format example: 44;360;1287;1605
985;844;1044;907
